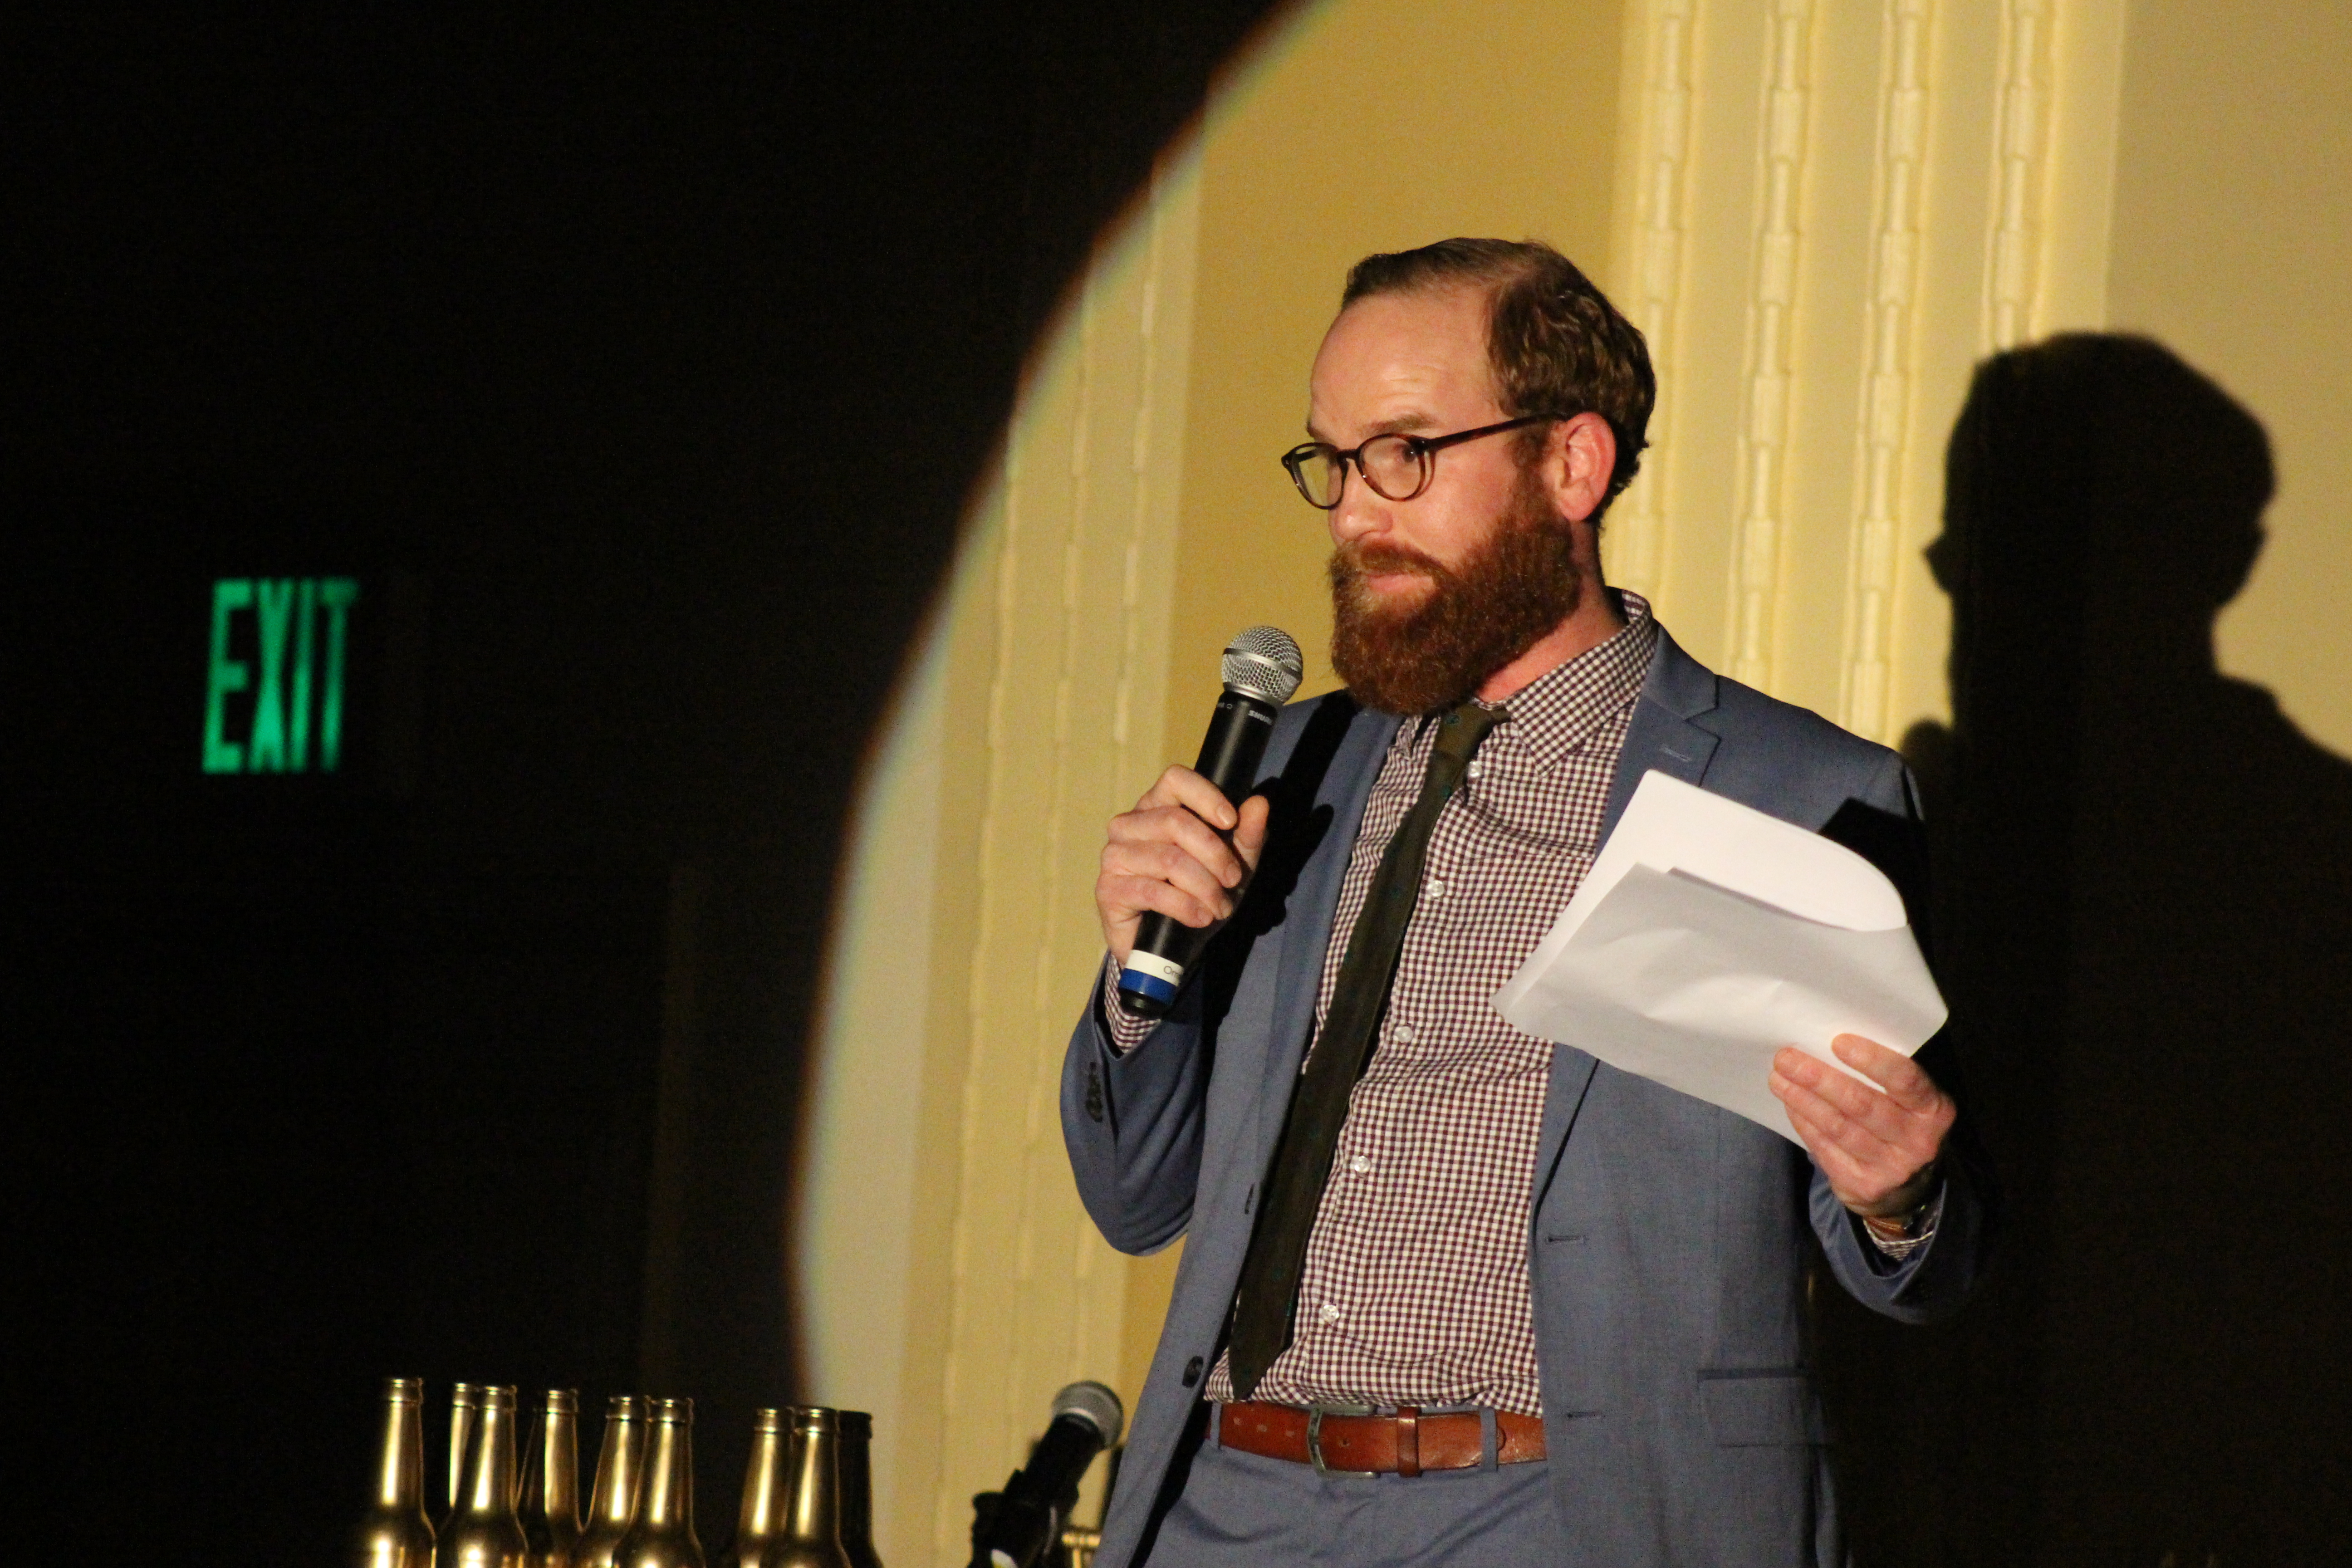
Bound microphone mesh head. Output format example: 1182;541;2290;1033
1221;626;1304;706
1050;1380;1125;1447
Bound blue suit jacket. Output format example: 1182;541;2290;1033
1061;626;1992;1566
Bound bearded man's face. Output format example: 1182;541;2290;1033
1304;286;1594;715
1328;456;1586;715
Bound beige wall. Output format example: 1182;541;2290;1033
2108;0;2352;758
802;0;2352;1562
1598;0;2126;742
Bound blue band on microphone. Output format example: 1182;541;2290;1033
1116;966;1180;1006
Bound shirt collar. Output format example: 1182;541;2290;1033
1470;589;1659;775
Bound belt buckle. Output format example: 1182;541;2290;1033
1305;1401;1379;1479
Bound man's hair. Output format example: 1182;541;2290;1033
1342;238;1655;513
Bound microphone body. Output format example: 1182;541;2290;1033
1116;690;1278;1015
1116;627;1303;1019
969;1383;1124;1568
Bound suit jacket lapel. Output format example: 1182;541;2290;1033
1599;624;1723;839
1533;626;1723;1200
1258;705;1401;1170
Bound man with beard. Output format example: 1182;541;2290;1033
1060;239;1989;1566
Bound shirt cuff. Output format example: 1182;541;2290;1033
1100;953;1161;1055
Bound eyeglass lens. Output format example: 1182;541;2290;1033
1289;435;1427;508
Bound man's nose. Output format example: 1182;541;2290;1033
1328;468;1392;546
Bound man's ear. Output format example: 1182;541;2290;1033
1544;412;1617;524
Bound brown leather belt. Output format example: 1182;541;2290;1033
1218;1401;1546;1476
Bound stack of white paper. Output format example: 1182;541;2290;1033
1492;770;1946;1145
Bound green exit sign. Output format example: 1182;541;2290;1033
202;577;359;774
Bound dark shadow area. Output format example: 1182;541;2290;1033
3;4;1287;1562
1818;333;2352;1564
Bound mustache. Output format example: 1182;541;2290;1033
1331;541;1449;583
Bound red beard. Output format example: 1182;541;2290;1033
1328;470;1586;715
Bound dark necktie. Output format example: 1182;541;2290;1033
1225;700;1508;1399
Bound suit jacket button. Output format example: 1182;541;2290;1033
1181;1357;1203;1387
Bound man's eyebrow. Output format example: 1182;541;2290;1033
1303;412;1441;443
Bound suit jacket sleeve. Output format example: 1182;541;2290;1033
1803;746;1998;1324
1061;971;1209;1256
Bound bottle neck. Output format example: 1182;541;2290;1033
637;1418;694;1534
522;1403;580;1530
460;1397;519;1521
835;1422;872;1550
446;1387;481;1517
735;1421;788;1542
374;1388;429;1514
585;1413;643;1528
543;1406;580;1525
782;1425;840;1543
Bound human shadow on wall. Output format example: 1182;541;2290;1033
1822;333;2352;1567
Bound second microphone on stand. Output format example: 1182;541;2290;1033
966;1382;1125;1568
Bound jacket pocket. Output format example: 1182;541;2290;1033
1696;1369;1823;1446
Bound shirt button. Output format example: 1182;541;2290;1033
1318;1303;1342;1323
1467;759;1485;779
1348;1155;1370;1175
1427;880;1447;899
1393;1024;1416;1044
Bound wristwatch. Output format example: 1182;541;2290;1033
1859;1162;1941;1246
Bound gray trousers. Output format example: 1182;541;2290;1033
1142;1411;1561;1566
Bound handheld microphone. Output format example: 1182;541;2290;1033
967;1381;1126;1568
1115;626;1303;1018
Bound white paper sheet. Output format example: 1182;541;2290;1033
1493;771;1946;1143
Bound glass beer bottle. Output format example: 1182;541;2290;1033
441;1385;529;1568
733;1408;849;1568
519;1390;583;1568
352;1377;436;1568
836;1412;880;1568
612;1397;703;1568
575;1396;646;1568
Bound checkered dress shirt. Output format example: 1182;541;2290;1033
1109;593;1661;1415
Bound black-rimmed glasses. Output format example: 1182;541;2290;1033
1279;414;1557;510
